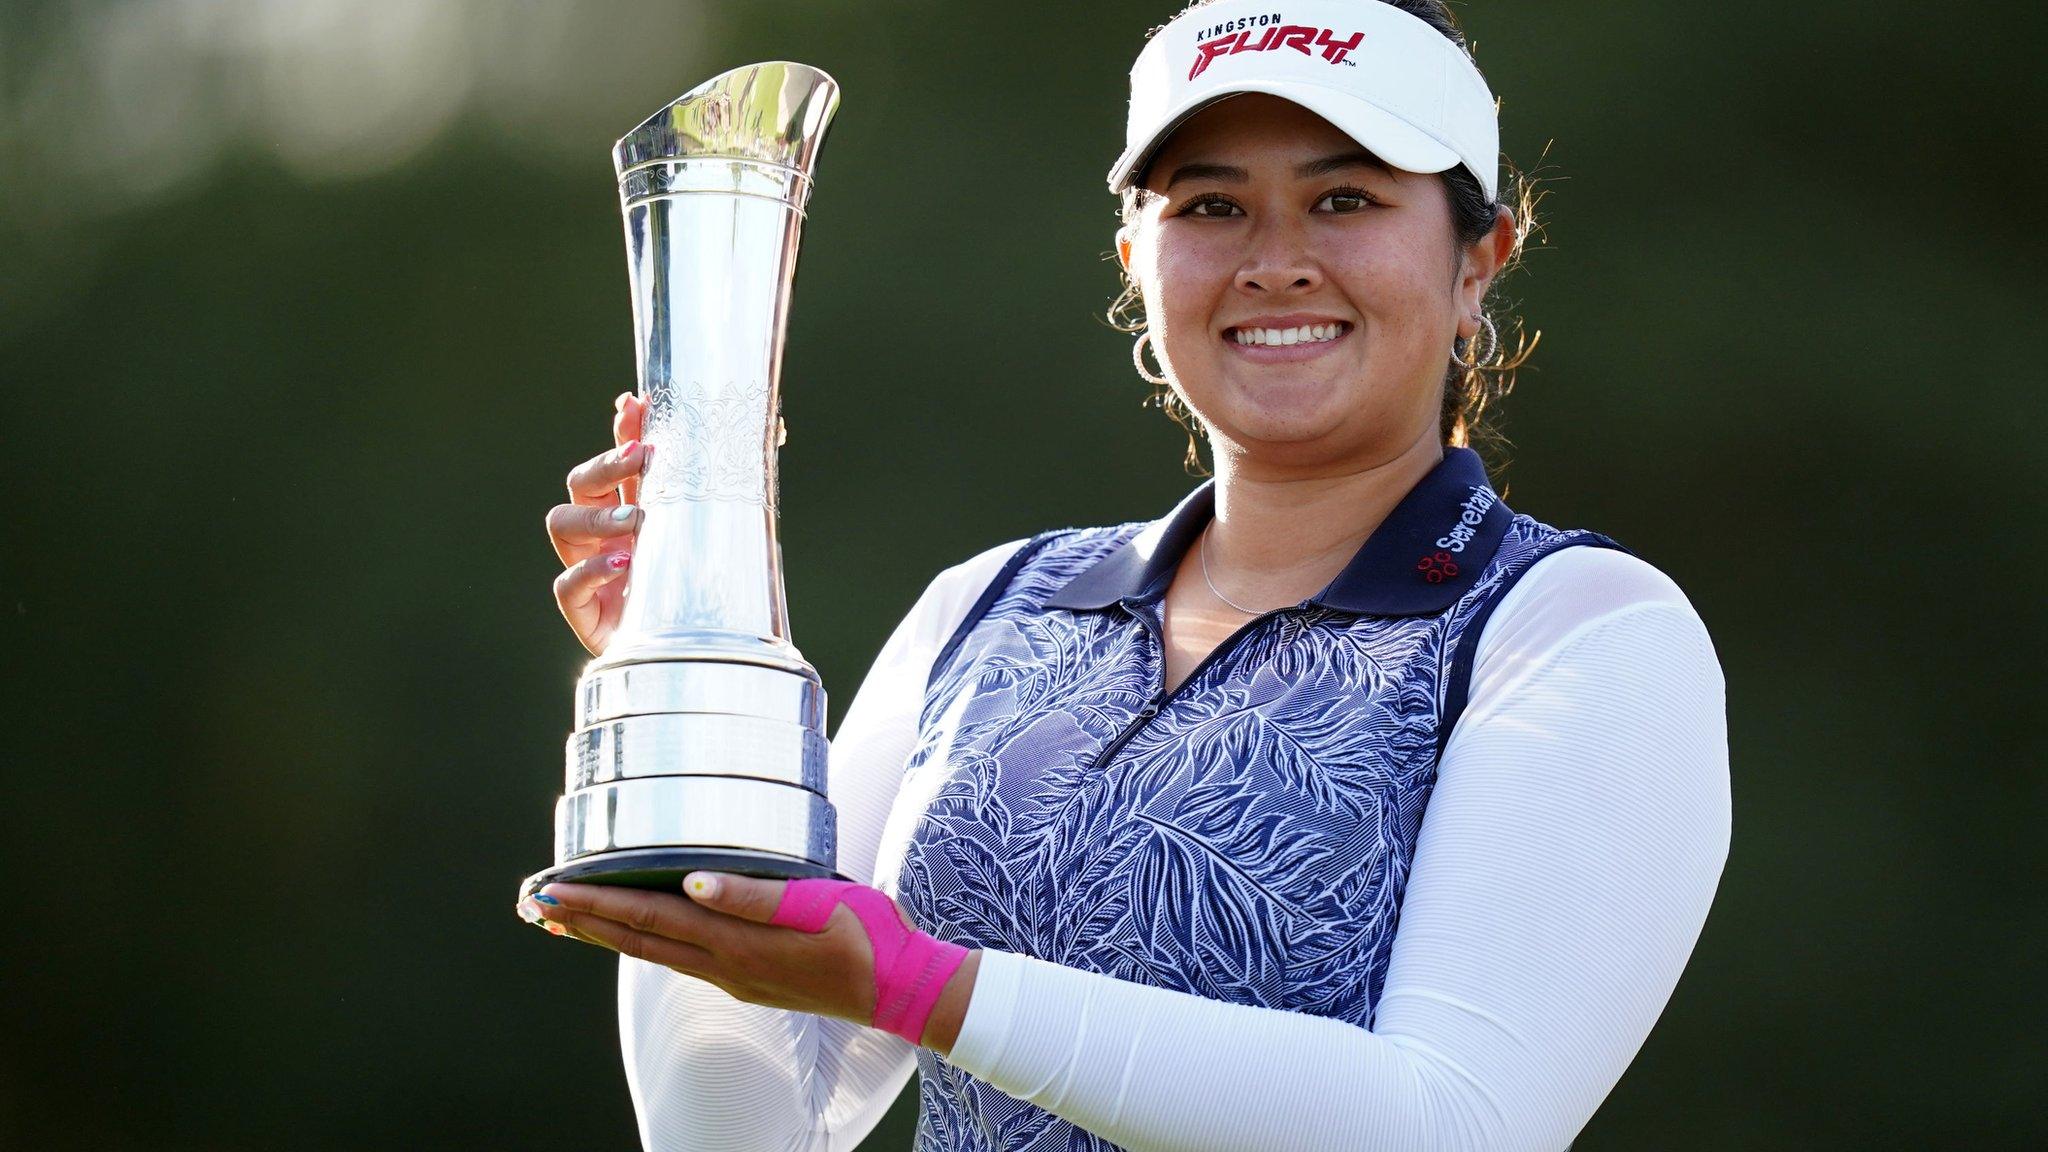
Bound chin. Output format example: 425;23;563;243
1207;409;1357;459
1211;385;1354;445
1231;414;1340;444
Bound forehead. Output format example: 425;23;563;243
1143;93;1364;175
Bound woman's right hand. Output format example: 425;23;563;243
549;390;647;656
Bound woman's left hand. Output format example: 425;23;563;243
518;873;880;1025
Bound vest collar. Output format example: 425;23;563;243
1043;447;1513;617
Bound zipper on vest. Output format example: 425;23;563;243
1091;698;1162;769
1085;597;1304;772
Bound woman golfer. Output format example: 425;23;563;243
526;1;1731;1148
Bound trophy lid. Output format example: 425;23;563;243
613;61;841;177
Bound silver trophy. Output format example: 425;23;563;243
521;62;844;899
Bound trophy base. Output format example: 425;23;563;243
519;846;845;902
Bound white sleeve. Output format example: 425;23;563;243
618;537;1032;1152
945;547;1732;1152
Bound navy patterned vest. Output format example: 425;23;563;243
890;448;1621;1152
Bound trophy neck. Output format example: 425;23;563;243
603;64;840;668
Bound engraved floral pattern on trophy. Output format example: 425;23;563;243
639;377;775;509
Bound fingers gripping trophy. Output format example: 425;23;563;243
522;62;845;900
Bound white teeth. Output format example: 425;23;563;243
1232;324;1344;346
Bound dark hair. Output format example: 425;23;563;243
1107;0;1546;472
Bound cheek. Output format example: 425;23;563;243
1333;246;1452;339
1141;231;1232;324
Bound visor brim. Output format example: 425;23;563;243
1107;80;1465;195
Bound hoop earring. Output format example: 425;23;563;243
1132;328;1170;387
1452;314;1499;370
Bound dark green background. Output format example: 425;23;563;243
2;1;2039;1148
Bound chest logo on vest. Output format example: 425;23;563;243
1416;551;1461;584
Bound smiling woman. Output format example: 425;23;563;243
1117;94;1511;480
1113;0;1540;473
535;2;1732;1150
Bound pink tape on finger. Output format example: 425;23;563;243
770;877;970;1046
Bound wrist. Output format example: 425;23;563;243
919;948;982;1056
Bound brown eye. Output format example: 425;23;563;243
1316;187;1380;213
1180;195;1242;219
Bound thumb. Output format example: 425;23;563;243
682;871;788;925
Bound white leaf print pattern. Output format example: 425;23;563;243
899;517;1612;1152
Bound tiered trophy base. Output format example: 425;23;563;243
519;656;842;904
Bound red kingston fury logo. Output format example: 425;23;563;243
1189;17;1364;80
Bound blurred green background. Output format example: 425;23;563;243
1;0;2040;1148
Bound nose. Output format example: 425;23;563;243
1235;217;1321;295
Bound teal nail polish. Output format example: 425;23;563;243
533;893;561;906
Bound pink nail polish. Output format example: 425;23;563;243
608;553;631;571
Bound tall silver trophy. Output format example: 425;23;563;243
521;62;844;899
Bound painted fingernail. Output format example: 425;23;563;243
532;893;561;906
618;439;639;460
517;899;543;924
544;920;567;936
607;553;630;571
610;505;636;523
685;872;719;898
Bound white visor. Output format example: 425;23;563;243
1107;0;1499;201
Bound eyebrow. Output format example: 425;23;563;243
1162;150;1394;190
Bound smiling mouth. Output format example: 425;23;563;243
1224;321;1351;347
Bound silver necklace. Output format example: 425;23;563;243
1198;526;1263;614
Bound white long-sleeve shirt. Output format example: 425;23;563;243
617;538;1730;1152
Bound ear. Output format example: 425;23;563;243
1456;205;1516;340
